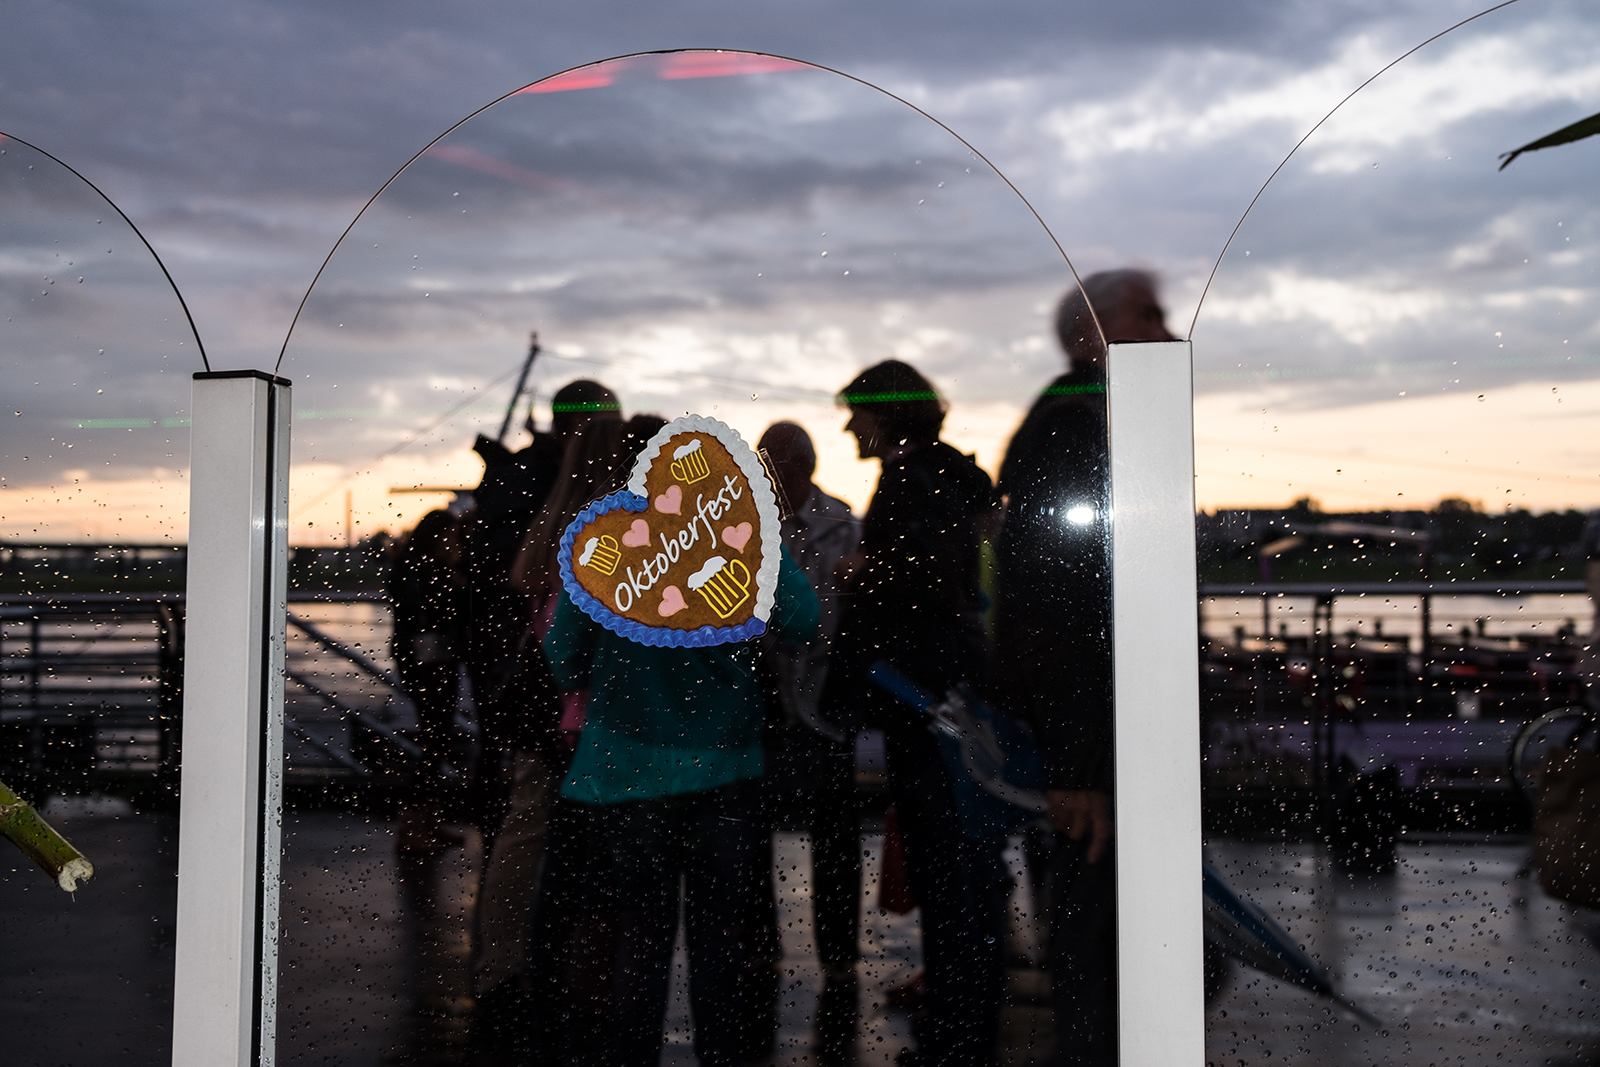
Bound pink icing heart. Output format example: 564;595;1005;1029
621;518;651;548
658;585;687;617
654;484;683;514
722;521;753;552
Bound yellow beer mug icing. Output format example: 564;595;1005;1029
688;556;752;619
670;438;712;484
576;534;622;577
558;415;781;647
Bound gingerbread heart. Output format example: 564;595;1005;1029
558;414;781;647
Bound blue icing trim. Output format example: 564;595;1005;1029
558;489;767;648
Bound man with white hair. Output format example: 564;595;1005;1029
993;269;1173;1067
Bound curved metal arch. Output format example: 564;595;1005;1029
273;48;1099;375
1187;0;1526;340
0;130;211;371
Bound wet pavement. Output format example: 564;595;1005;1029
273;814;977;1067
5;799;1600;1066
1206;838;1600;1066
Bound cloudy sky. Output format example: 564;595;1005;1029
3;0;1599;541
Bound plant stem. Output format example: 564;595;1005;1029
0;780;94;892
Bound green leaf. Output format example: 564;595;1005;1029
1499;109;1600;170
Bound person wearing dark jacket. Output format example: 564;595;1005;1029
463;379;621;830
826;360;1003;1067
743;421;863;1063
993;269;1173;1067
387;509;468;855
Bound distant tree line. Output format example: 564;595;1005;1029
1197;497;1592;582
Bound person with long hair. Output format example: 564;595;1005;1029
541;420;820;1067
825;359;1003;1067
472;417;631;1036
473;415;671;1065
464;379;622;829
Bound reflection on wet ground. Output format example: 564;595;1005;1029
0;798;177;1067
6;803;1600;1066
275;816;1044;1066
1207;839;1600;1066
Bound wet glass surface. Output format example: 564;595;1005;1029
273;50;1085;1065
277;54;1076;524
7;12;1600;1065
0;132;201;1064
1192;4;1600;1063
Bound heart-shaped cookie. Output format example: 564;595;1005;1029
558;414;781;647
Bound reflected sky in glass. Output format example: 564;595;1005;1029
1192;6;1600;513
0;134;199;541
279;53;1077;532
4;3;1600;540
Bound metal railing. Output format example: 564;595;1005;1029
1198;579;1589;836
0;590;416;795
3;580;1589;815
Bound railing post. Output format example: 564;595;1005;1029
29;614;41;707
1107;339;1204;1066
156;602;185;799
171;370;290;1067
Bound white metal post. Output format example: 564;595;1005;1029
1107;339;1204;1065
172;370;290;1067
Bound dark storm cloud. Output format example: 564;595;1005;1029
0;0;1464;204
1178;7;1600;407
6;0;1600;505
0;1;1523;361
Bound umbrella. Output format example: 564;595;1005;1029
866;661;1046;839
866;660;1382;1024
1204;862;1382;1026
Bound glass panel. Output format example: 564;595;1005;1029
1193;4;1600;1061
274;52;1090;1064
0;132;202;1062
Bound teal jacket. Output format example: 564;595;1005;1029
546;545;820;804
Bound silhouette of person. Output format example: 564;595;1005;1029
740;420;862;1062
496;414;668;1067
471;416;630;1050
464;379;621;830
542;434;820;1067
993;269;1173;1067
826;360;1003;1067
461;381;621;1061
387;509;467;853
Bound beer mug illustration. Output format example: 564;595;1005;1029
577;534;622;576
670;438;712;484
687;555;751;619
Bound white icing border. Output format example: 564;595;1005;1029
627;414;781;625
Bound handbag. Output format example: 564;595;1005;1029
1532;743;1600;909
